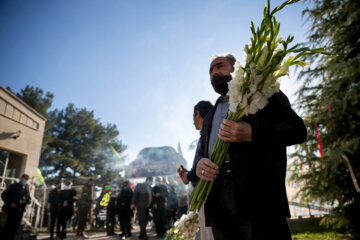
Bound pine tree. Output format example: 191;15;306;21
14;86;127;185
292;0;360;235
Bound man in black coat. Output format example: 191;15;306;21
56;181;77;239
48;181;62;239
117;181;133;239
1;174;31;240
131;177;153;240
152;176;169;238
192;54;307;240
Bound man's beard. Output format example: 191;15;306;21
211;75;232;96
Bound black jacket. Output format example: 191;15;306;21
192;91;307;225
1;182;30;212
48;188;60;212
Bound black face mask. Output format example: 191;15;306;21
211;75;232;96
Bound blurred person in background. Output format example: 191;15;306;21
1;173;31;240
77;179;94;237
178;100;214;240
167;185;178;227
106;186;117;236
131;177;153;240
48;181;62;239
152;176;168;238
57;181;77;239
117;180;133;239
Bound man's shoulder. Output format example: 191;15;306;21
268;90;290;105
8;182;22;191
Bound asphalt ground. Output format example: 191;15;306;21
37;224;167;240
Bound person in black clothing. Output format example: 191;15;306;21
178;100;214;185
1;174;31;240
48;181;62;239
131;177;153;240
117;181;133;239
192;54;307;240
57;181;77;239
152;176;168;238
177;100;215;240
106;187;117;236
167;185;178;227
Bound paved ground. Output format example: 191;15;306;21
37;225;167;240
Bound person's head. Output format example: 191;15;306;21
87;178;94;186
55;181;62;189
209;53;236;96
20;174;30;186
193;101;213;130
155;176;163;186
145;176;153;185
122;180;130;189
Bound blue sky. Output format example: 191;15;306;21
0;0;312;166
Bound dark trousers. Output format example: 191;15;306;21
212;174;292;240
49;209;58;238
167;208;177;226
77;206;89;234
1;208;24;240
153;205;167;236
106;211;116;234
57;208;72;237
119;219;131;236
137;208;149;238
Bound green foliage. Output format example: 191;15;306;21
292;232;354;240
289;218;328;235
14;85;53;117
15;86;127;185
43;104;127;185
292;0;360;235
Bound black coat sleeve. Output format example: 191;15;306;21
251;91;307;146
1;183;17;205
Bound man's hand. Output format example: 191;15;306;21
153;203;158;209
63;200;68;207
218;119;252;143
10;203;17;208
196;158;219;181
130;204;135;210
177;165;189;185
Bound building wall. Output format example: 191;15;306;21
0;86;46;179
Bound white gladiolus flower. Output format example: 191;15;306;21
257;46;268;66
277;65;290;77
231;61;244;81
248;101;258;115
277;54;294;77
261;76;280;98
229;102;239;112
252;92;268;110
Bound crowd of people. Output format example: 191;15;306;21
44;176;189;240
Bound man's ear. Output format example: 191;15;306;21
196;110;201;118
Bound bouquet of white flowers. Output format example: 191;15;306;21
189;0;328;212
165;211;200;240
